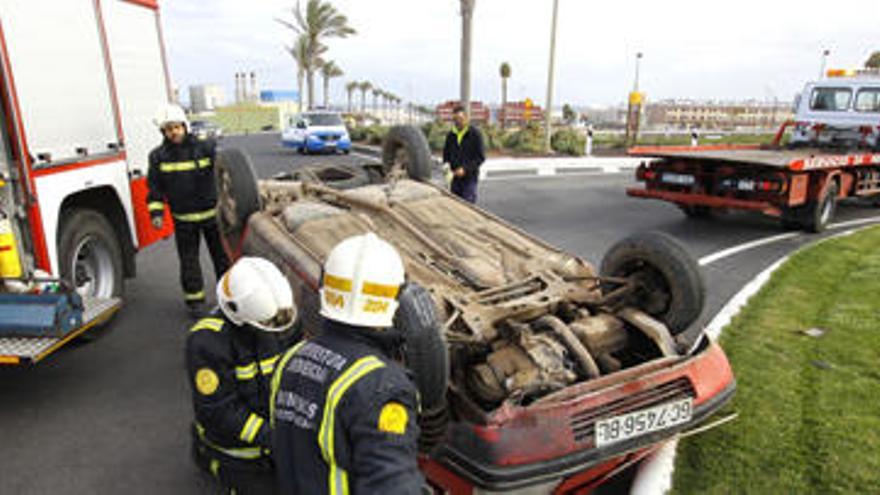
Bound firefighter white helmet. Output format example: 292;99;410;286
217;257;297;332
153;103;189;130
320;233;405;329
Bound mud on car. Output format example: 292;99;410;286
214;126;736;493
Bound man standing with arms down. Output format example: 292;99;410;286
443;104;485;203
147;103;229;317
271;232;423;494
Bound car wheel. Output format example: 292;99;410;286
601;231;704;335
58;209;123;340
381;125;432;182
215;148;261;258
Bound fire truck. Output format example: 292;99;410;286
0;0;174;365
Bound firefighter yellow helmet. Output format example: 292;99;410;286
217;257;297;332
320;233;405;329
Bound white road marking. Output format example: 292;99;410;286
698;232;800;266
350;151;378;161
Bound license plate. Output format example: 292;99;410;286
594;398;693;448
737;179;755;191
661;173;695;185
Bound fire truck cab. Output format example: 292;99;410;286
0;0;173;364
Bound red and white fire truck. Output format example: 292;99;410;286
0;0;174;364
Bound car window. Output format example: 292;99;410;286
854;88;880;112
809;87;852;111
304;113;343;126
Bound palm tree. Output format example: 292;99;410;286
358;81;371;114
499;62;511;128
277;0;355;109
345;81;358;112
459;0;476;117
285;35;310;111
320;60;344;108
372;87;382;114
866;51;880;69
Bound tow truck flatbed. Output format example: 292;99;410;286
629;145;880;170
0;296;121;366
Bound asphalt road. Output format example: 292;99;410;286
2;132;879;494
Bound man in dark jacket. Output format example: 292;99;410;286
271;233;423;495
147;103;229;316
442;104;485;203
187;257;299;495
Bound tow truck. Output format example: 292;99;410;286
627;70;880;232
0;0;173;365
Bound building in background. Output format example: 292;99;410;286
260;90;300;129
189;84;226;113
497;100;544;126
435;100;489;124
235;71;259;103
644;99;793;130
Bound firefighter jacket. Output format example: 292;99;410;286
271;321;423;495
147;134;218;223
186;312;300;460
442;125;485;178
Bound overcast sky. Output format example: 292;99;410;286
162;0;880;108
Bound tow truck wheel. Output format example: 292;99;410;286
381;125;432;182
58;209;123;341
679;205;711;218
806;182;838;233
600;231;705;335
215;148;261;258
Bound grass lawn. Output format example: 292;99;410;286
672;226;880;494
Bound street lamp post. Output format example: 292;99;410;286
819;49;830;79
544;0;560;153
634;52;643;91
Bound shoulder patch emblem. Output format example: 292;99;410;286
195;368;220;396
377;402;408;435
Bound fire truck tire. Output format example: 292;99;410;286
215;148;261;257
381;125;433;182
601;231;705;335
804;182;838;233
58;209;124;300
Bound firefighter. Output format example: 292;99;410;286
186;257;299;495
147;103;229;316
442;104;485;203
271;233;423;495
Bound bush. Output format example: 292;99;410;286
503;123;544;155
425;122;452;152
365;125;388;146
551;128;585;156
480;124;504;151
348;126;369;142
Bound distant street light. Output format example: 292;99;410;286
544;0;560;153
634;52;643;92
819;49;830;79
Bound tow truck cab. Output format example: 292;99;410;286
790;72;880;148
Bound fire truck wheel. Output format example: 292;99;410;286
381;125;433;182
215;148;261;257
601;231;705;335
806;182;838;233
58;209;124;301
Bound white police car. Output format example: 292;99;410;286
281;111;351;154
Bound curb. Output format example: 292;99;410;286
349;142;646;178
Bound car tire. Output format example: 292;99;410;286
381;125;432;182
58;209;124;340
600;231;704;335
215;148;261;258
395;282;449;450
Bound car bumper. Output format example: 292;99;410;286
626;187;783;216
421;337;736;492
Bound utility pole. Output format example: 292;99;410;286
544;0;560;153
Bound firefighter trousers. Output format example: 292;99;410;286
191;429;276;495
174;218;230;304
